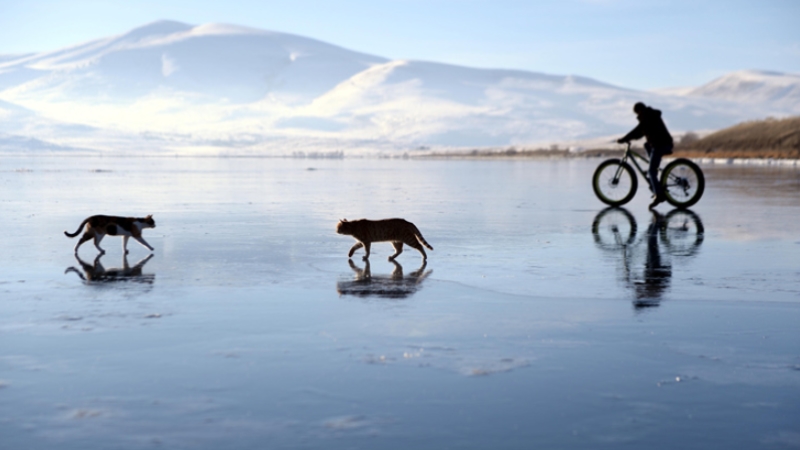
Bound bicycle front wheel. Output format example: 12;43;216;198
593;159;638;206
660;159;705;208
592;207;638;251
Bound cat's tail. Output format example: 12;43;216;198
64;267;87;281
414;231;434;251
64;218;90;238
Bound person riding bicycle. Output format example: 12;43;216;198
617;102;674;209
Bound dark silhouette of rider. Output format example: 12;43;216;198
633;211;671;307
617;102;674;209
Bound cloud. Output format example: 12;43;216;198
161;53;178;77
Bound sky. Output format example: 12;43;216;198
0;0;798;90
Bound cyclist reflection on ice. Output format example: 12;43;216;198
592;207;704;309
634;211;671;305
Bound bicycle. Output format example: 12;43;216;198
592;142;705;208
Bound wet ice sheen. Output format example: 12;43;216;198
0;156;799;449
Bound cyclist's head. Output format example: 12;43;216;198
633;102;646;114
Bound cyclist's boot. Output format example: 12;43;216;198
648;194;666;209
649;209;666;231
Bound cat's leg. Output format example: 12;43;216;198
122;236;130;254
362;242;371;261
133;254;154;270
348;242;363;258
93;233;106;254
133;236;155;252
93;253;106;274
389;259;403;279
362;259;371;279
409;260;428;278
74;232;93;254
347;258;364;278
406;239;427;260
389;241;404;260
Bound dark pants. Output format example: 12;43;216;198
645;143;672;198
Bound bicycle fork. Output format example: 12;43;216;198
611;156;629;185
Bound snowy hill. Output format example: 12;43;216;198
683;70;800;113
0;20;386;104
0;21;797;154
294;59;758;147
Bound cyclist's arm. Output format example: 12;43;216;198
618;124;644;143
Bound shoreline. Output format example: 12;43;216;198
0;149;798;165
414;148;800;165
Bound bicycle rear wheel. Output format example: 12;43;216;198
660;159;704;208
593;159;638;206
661;209;704;257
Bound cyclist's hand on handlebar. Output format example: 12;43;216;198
616;138;627;144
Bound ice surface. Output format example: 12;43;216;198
0;156;798;449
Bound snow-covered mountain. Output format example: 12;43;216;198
683;70;800;112
0;21;797;154
0;21;386;104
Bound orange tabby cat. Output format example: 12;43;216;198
336;218;433;260
64;215;156;254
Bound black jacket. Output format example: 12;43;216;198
620;106;674;147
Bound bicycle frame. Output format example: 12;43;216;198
616;142;652;181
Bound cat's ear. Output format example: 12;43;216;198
146;214;153;219
341;218;347;222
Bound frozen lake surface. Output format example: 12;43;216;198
1;156;799;449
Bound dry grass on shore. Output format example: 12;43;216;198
674;116;800;159
422;116;800;160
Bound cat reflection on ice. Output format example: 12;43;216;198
65;253;155;285
337;259;432;299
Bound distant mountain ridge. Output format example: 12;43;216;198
0;20;387;103
685;70;800;109
0;20;797;154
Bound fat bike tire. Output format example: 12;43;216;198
661;209;705;257
661;158;704;208
593;159;638;206
591;207;638;251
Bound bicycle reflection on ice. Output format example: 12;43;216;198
592;207;704;309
